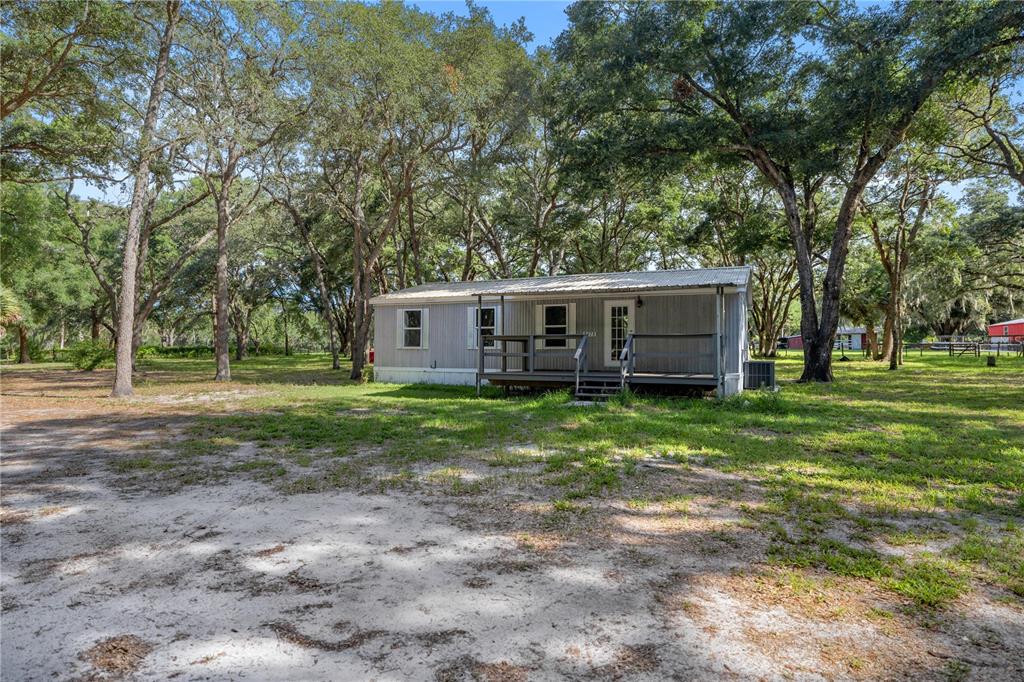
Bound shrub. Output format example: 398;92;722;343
142;345;213;359
607;386;634;407
68;340;114;370
25;336;44;362
136;345;158;359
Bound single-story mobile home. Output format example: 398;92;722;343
783;326;874;351
370;266;752;398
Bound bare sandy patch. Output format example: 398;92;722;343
3;371;1022;680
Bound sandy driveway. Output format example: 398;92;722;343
2;371;1021;681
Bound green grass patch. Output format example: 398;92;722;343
82;351;1023;603
951;530;1024;597
769;537;893;580
886;557;970;607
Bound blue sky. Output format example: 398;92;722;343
413;0;572;49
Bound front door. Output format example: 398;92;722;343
603;299;635;368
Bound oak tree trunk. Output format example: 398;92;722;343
234;326;247;361
307;229;339;369
865;326;879;358
214;198;231;381
879;306;895;362
889;281;903;370
111;0;180;397
283;316;290;356
17;325;30;363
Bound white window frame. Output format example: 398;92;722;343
467;306;499;350
538;303;576;349
397;308;427;350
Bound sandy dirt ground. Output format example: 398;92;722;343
2;370;1022;681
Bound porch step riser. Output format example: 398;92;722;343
575;379;626;400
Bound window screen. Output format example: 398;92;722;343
544;305;567;348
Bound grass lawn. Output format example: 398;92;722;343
129;351;1024;608
2;350;1022;679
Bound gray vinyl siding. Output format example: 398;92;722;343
632;294;716;374
373;290;746;375
725;290;747;373
373;303;489;370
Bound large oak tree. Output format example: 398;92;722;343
555;0;1023;381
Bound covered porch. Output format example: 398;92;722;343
472;287;733;398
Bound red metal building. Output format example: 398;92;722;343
987;318;1024;343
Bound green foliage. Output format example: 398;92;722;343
68;339;114;370
137;345;213;359
607;386;634;408
770;538;893;581
135;345;158;360
3;0;1021;394
554;0;1023;378
0;0;141;181
0;286;23;328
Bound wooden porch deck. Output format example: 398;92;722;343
481;369;717;387
474;331;725;397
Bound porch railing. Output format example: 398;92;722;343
479;334;588;375
618;335;635;390
573;335;588;395
619;333;717;389
478;331;722;393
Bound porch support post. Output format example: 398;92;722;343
500;295;506;372
476;294;483;396
715;286;723;398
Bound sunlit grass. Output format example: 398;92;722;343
59;349;1024;608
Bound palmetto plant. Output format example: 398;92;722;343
0;287;24;336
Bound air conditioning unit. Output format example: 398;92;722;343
744;361;776;390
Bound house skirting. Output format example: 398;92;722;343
374;366;478;386
723;372;742;397
374;366;744;396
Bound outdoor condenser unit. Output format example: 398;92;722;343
744;361;776;390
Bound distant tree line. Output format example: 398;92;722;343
1;0;1021;393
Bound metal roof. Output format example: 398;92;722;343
370;266;751;304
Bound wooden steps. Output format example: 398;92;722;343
575;377;622;401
